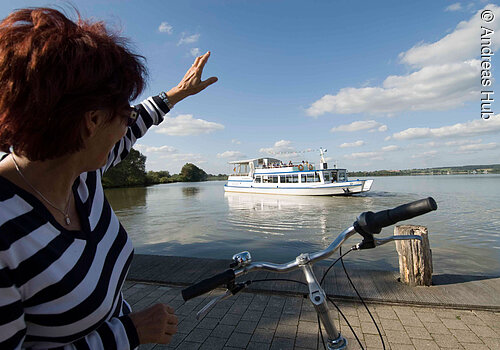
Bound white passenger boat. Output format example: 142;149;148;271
224;149;373;196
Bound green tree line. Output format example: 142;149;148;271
102;148;225;188
349;164;500;177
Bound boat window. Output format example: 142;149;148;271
271;175;279;183
331;171;337;182
262;176;269;183
301;174;306;183
282;175;296;183
324;173;330;182
338;171;346;182
254;176;261;183
304;173;321;183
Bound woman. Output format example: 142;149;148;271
0;7;217;349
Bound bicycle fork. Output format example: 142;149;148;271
298;254;347;350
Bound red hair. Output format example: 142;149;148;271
0;7;147;160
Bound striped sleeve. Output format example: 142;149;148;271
0;267;25;350
59;314;139;350
0;278;139;350
102;95;170;173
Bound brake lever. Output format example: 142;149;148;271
195;281;251;320
374;235;422;247
353;235;422;250
196;289;233;320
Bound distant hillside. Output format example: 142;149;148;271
349;164;500;177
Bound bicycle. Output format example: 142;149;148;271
181;197;438;349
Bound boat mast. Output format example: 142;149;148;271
319;147;327;164
319;147;328;169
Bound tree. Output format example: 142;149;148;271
102;148;147;187
180;163;208;182
146;170;171;184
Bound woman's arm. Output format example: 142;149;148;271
0;279;157;350
101;51;218;173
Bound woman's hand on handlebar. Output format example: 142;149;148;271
166;51;218;107
129;303;178;345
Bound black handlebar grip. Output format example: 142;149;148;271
181;269;235;301
355;197;437;235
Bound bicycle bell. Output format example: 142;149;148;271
231;251;252;268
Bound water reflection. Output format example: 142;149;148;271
224;192;330;238
105;186;146;212
182;187;200;197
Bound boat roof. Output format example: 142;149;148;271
228;157;281;164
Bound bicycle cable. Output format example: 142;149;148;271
339;246;386;350
250;278;308;288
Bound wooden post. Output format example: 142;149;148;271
394;225;433;286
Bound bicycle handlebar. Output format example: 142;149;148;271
354;197;437;235
182;269;235;301
181;197;437;301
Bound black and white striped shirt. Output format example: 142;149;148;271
0;96;169;349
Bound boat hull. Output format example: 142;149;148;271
224;179;373;196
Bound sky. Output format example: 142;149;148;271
0;0;499;174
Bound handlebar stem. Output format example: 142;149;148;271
301;263;341;342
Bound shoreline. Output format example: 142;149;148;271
127;254;500;311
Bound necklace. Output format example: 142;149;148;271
11;154;72;225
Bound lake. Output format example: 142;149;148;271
105;175;500;276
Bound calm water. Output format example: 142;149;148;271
105;175;500;276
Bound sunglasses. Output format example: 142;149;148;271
126;106;139;126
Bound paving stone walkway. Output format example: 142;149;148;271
124;281;500;350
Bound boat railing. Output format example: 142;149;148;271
257;163;315;170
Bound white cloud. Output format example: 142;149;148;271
340;140;365;148
159;152;205;163
190;48;201;57
411;150;438;158
417;141;438;147
308;60;480;116
158;22;173;34
178;33;200;45
381;145;400;152
401;5;499;68
344;144;402;160
306;5;500;117
231;139;241;145
331;120;387;132
217;151;246;159
260;140;295;155
155;114;224;136
392;114;500;140
344;151;383;160
134;144;206;172
456;142;498;153
445;3;462;12
445;139;481;146
135;144;177;153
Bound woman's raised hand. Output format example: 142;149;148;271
128;303;178;345
166;51;218;106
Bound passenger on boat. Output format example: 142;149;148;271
0;7;217;349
